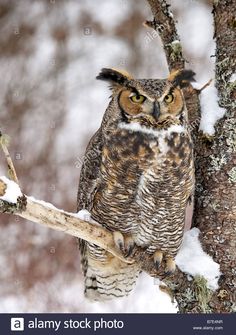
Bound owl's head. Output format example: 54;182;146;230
96;68;195;128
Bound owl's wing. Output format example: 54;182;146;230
77;128;103;278
77;127;103;212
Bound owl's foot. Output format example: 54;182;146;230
154;250;176;275
113;231;135;257
165;257;176;275
154;250;163;268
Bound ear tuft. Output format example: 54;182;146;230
96;68;132;86
168;69;196;88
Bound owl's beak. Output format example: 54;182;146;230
152;102;160;121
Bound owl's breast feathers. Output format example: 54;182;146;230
90;122;194;255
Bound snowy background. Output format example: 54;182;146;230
0;0;216;312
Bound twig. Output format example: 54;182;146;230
195;78;213;93
0;132;19;184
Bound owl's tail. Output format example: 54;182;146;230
84;262;140;301
79;240;140;301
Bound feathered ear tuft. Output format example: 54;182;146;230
96;68;133;87
168;69;196;88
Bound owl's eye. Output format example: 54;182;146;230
130;94;146;104
164;93;174;103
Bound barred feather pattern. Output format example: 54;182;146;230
77;76;194;300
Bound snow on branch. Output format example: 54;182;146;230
0;175;173;280
176;228;221;291
0;176;126;262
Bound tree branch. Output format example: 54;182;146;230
0;177;126;262
0;176;169;280
0;132;19;184
145;0;185;71
144;0;200;126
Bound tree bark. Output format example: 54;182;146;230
146;0;235;313
145;0;184;71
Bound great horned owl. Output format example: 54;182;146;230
77;68;195;300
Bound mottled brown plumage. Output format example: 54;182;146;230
77;68;195;300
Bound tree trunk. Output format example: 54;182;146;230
171;0;236;313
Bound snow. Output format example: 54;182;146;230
0;176;22;204
81;273;178;313
176;228;221;291
75;209;98;223
171;40;180;45
27;199;99;225
27;196;59;210
0;272;178;313
197;83;226;135
229;73;236;83
75;209;100;226
76;209;92;221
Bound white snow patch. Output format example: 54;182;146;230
27;196;58;210
176;228;221;291
0;273;178;313
81;273;178;313
198;82;226;135
76;209;92;222
0;177;22;203
229;73;236;83
171;39;180;45
75;209;101;226
191;81;204;90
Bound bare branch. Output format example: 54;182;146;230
0;132;19;184
194;78;214;94
0;177;126;262
0;177;168;280
145;0;185;70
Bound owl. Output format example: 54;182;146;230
77;68;195;301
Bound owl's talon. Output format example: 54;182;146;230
154;250;163;269
125;245;134;257
165;257;176;275
113;231;125;251
113;232;136;257
124;236;135;257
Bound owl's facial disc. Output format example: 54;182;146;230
119;87;184;125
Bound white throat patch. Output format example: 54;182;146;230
118;122;186;154
118;122;185;138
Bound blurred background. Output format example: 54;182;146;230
0;0;214;312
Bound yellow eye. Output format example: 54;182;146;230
164;93;174;103
130;94;146;104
